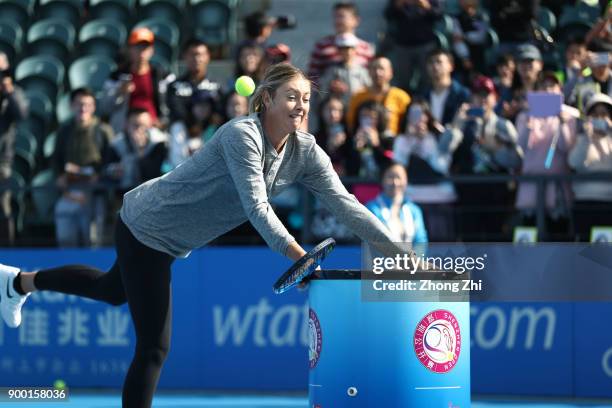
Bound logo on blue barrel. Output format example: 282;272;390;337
308;308;322;369
413;309;461;373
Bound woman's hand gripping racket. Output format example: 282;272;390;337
273;238;336;294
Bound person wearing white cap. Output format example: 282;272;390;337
568;92;612;241
307;2;374;81
319;33;371;105
569;44;611;111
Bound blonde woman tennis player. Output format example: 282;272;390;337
0;63;397;408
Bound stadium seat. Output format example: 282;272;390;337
139;0;185;26
190;0;237;47
12;146;35;181
483;27;499;73
68;55;116;94
37;0;83;29
537;7;556;34
89;0;134;26
24;89;54;120
43;131;56;159
443;0;460;15
26;18;75;61
22;90;54;139
434;14;454;37
432;30;449;51
558;3;600;41
56;92;71;124
150;53;171;71
0;0;33;31
78;18;127;60
15;128;38;156
0;20;23;64
31;169;60;223
15;55;64;103
134;18;179;65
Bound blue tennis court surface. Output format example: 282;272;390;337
4;392;611;408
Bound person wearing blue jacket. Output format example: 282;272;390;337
367;163;428;244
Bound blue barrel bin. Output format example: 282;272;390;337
308;270;471;407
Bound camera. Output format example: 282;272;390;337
245;12;296;39
274;15;297;30
467;107;485;118
591;118;610;134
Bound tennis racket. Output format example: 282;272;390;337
273;238;336;294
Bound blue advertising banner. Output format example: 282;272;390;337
573;303;612;398
0;247;610;398
470;303;574;396
0;247;360;390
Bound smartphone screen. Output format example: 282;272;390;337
467;107;485;118
596;52;610;66
408;105;423;124
527;92;563;118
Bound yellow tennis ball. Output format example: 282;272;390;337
235;75;256;97
53;379;66;390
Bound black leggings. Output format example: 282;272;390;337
34;218;175;408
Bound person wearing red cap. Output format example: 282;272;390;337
440;75;522;241
99;27;175;134
319;33;371;105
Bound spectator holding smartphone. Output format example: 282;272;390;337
568;93;612;241
315;95;349;175
515;72;579;239
501;44;543;122
105;109;168;192
345;100;393;178
393;100;456;241
585;2;612;47
569;45;611;111
562;36;590;103
441;76;521;240
493;54;516;116
233;44;264;86
319;33;371;105
168;90;222;168
346;56;411;136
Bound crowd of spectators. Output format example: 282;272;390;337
0;0;611;246
308;0;612;243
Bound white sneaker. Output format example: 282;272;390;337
0;263;30;328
